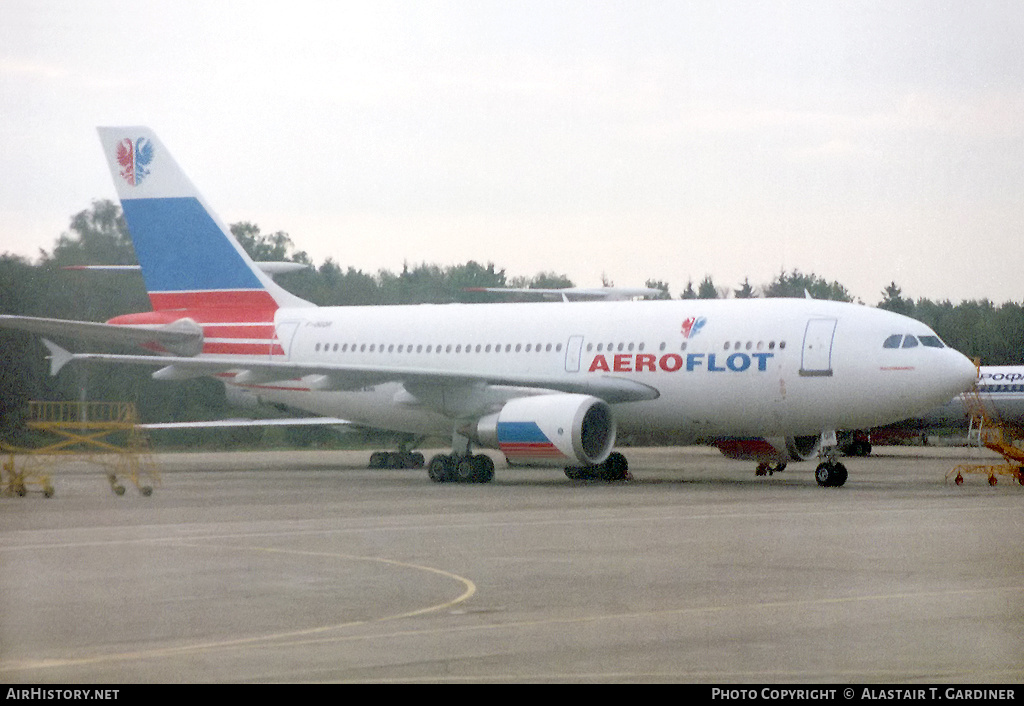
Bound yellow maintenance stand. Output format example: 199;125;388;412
949;386;1024;487
1;401;160;497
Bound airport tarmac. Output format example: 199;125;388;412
0;445;1022;684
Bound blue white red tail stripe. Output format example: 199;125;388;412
97;126;313;315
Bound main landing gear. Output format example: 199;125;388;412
564;452;631;481
368;451;425;469
423;430;631;484
428;453;495;483
368;436;427;469
428;431;496;483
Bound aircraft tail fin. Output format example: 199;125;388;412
96;126;313;313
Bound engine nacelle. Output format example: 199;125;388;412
224;384;263;409
475;394;616;467
715;435;822;463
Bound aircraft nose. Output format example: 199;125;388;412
946;350;980;396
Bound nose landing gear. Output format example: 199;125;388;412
814;430;848;487
814;461;848;487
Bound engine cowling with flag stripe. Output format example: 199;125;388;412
475;394;616;467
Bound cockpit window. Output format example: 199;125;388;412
884;333;946;349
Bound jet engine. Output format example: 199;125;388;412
715;435;822;463
224;384;263;409
475;394;616;467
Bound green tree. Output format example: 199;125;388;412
449;261;507;302
763;269;852;302
38;200;148;324
231;222;311;265
878;282;915;317
46;200;135;266
644;279;672;300
523;271;574;289
733;278;756;299
697;276;720;299
301;259;381;306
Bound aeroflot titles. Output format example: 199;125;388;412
589;352;775;373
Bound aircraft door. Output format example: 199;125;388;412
565;335;585;373
273;321;300;360
800;319;836;377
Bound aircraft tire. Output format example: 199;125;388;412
428;454;454;483
455;458;477;483
814;462;848;487
474;454;495;483
564;466;587;480
565;453;629;482
599;452;630;481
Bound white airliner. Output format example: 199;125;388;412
0;127;979;486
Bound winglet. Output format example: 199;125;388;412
41;339;74;376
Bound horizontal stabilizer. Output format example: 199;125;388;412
41;339;74;376
0;315;203;356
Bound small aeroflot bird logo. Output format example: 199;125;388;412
116;137;154;186
681;316;706;338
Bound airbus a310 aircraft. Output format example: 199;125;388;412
0;127;979;487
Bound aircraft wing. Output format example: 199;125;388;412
41;341;659;404
0;314;203;356
138;417;351;429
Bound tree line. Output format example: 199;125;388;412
1;200;1021;444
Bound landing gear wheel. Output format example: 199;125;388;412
455;458;477;483
472;454;495;483
428;454;454;483
565;453;630;482
371;451;428;469
756;461;787;476
815;462;848;487
428;454;494;483
599;452;630;481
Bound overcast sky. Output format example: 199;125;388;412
2;0;1022;304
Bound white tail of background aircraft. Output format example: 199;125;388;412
0;127;980;486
